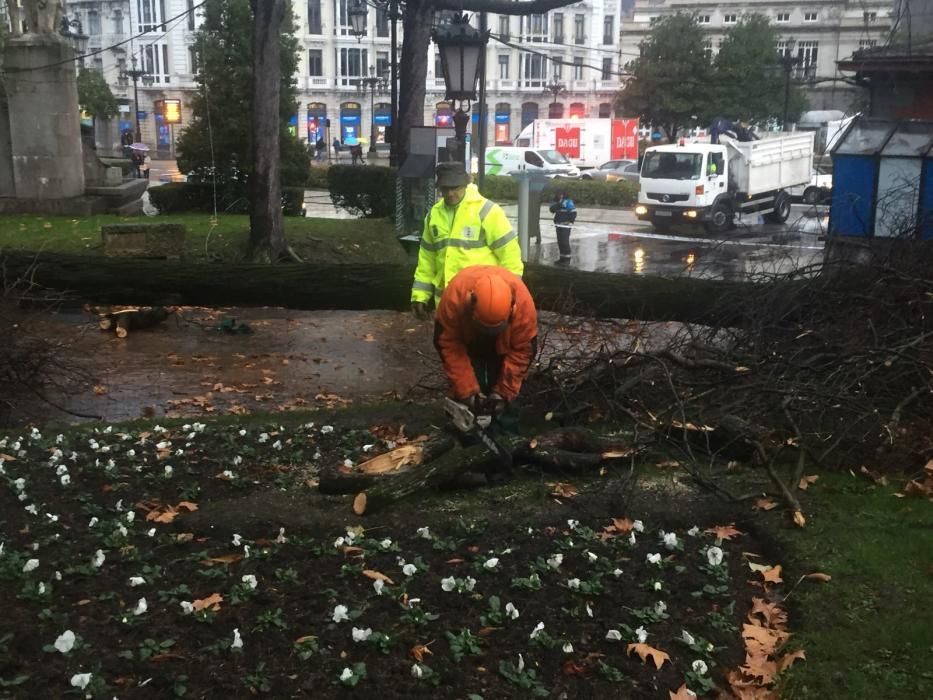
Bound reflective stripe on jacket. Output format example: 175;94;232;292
411;184;523;304
433;265;537;402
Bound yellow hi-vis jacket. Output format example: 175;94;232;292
411;184;523;304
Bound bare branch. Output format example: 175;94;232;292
432;0;580;16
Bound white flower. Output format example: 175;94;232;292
54;630;76;654
70;673;92;690
562;642;574;653
38;582;46;595
352;627;372;642
687;525;700;537
586;551;598;563
647;552;662;565
655;601;667;616
231;628;243;649
663;532;679;550
441;577;456;592
484;557;499;570
232;534;242;546
605;629;623;641
635;626;648;643
320;425;334;434
373;579;385;595
156;440;170;450
411;663;424;679
163;465;173;478
567;519;579;530
706;546;724;567
362;444;374;452
505;602;520;620
276;527;286;544
633;520;645;533
222;470;234;479
416;526;432;540
92;549;105;568
682;630;696;646
128;576;146;587
233;455;243;466
613;568;624;578
343;459;353;469
115;499;124;512
403;563;417;577
333;536;346;548
464;576;477;591
380;538;393;549
586;603;594;618
59;474;71;486
692;659;708;675
628;532;637;546
23;558;39;573
133;597;147;615
530;622;545;639
258;433;269;443
517;653;525;672
180;601;194;615
239;429;247;437
127;449;136;457
547;553;563;569
147;528;156;537
13;478;25;491
243;545;250;558
566;578;580;590
339;667;354;682
332;604;349;623
125;511;135;523
242;574;258;590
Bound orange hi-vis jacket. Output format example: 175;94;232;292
434;266;538;403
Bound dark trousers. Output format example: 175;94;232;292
556;225;572;257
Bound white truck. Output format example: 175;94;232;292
515;118;640;169
634;132;815;233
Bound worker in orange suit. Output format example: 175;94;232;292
433;265;538;417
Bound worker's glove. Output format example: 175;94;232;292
411;301;431;321
484;392;507;418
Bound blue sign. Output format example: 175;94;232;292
495;113;510;124
374;114;391;125
137;111;147;120
341;114;361;124
651;131;662;141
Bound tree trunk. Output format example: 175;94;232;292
248;0;287;262
396;0;434;166
0;251;768;325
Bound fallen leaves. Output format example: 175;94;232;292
669;685;697;700
754;498;778;511
0;452;16;462
792;510;807;528
200;553;244;567
192;593;223;612
706;524;744;541
760;565;784;585
93;385;109;395
362;570;395;585
352;492;367;516
600;517;635;540
409;642;433;662
548;482;578;499
142;501;199;524
626;643;670;670
898;460;933;500
797;475;819;491
803;572;832;583
858;465;889;486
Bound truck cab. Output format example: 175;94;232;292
636;145;729;230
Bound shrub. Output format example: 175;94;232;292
307;166;329;190
328;165;395;218
479;175;638;207
148;182;304;216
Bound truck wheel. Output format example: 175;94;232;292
704;202;733;234
765;192;791;223
802;187;821;205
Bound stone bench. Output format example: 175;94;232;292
101;223;187;259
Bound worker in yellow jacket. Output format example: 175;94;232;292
411;163;523;319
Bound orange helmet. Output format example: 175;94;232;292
470;274;515;334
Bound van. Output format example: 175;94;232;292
484;147;580;178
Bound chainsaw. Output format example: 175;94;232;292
444;397;513;469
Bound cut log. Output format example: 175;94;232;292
1;251;762;324
97;307;172;338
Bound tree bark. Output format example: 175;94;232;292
248;0;287;262
396;0;434;166
0;251;770;325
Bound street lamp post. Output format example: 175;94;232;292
777;38;798;131
544;77;565;116
358;67;388;155
121;56;152;141
348;0;367;42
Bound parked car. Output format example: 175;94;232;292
484;147;581;178
580;159;635;181
605;162;642;184
788;169;833;204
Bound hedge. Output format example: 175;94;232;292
148;182;305;217
307;166;329;190
479;175;638;207
327;165;395;218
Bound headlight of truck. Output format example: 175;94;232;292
635;205;648;215
685;210;698;218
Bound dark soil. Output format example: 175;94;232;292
0;412;774;699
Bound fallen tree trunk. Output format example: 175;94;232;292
0;250;761;324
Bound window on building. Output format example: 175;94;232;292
88;10;100;34
338;0;363;36
601;57;612;80
804;11;818;22
859;39;878;50
552;13;563;43
723;14;737;24
142;42;171;83
113;9;123;35
598;102;612;118
574;14;585;44
775;12;789;23
498;54;510;79
339;47;367;85
703;39;713;59
434;53;442;79
698;15;711;24
552;56;563;78
308;0;322;33
573;55;584;80
864;11;877;22
529;13;547;40
523;53;546;85
603;15;614;44
776;40;790;58
188;46;199;73
136;0;165;33
186;0;195;30
92;57;103;74
498;16;509;41
309;49;323;76
797;40;818;77
376;6;389;37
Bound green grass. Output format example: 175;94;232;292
778;473;933;699
0;213;404;264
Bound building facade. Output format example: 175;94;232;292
3;0;626;156
620;0;894;114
